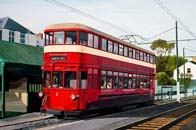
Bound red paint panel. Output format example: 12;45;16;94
44;52;154;73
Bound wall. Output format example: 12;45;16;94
14;31;20;43
174;62;196;80
1;29;9;41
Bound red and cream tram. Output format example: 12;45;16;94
40;23;156;117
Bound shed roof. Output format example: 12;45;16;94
0;41;43;66
0;17;34;34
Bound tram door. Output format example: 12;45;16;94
27;76;42;112
85;68;100;103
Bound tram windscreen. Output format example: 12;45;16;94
44;71;51;88
52;72;63;88
64;72;76;88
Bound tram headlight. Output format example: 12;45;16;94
38;91;44;98
70;94;79;100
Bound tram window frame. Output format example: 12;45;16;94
66;31;77;45
101;38;107;51
101;70;107;89
119;72;124;88
144;53;147;62
106;71;113;89
128;74;133;88
64;71;77;89
54;31;64;44
88;33;93;47
80;32;87;45
108;40;113;53
146;54;150;62
123;73;128;88
140;75;144;88
132;74;136;88
124;46;128;57
129;48;133;58
133;49;136;59
44;71;51;88
150;55;153;63
113;72;118;89
94;35;99;48
79;71;87;89
114;43;119;54
119;44;124;56
52;71;63;88
136;50;140;60
45;32;52;45
140;51;143;61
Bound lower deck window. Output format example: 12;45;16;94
44;71;51;88
79;72;87;89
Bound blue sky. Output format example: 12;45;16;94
0;0;196;56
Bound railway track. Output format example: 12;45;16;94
0;97;195;130
116;103;196;130
0;116;74;130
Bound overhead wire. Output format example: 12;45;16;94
137;38;196;45
138;27;175;44
152;0;196;39
46;0;139;36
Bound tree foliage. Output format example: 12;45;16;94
151;39;187;85
151;39;175;72
156;72;170;85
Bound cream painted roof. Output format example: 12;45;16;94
45;23;155;55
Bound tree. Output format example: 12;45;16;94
151;39;175;72
156;72;170;86
180;72;192;97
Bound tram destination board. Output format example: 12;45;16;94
51;56;66;61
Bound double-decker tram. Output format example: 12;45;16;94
40;23;156;117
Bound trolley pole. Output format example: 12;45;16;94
176;21;180;103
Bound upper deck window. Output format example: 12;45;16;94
88;33;93;47
136;50;140;60
45;32;52;45
119;44;124;56
94;35;98;48
147;54;150;62
124;46;128;56
66;31;77;44
129;48;133;58
101;38;107;51
80;32;87;45
108;40;113;52
114;43;118;54
133;49;136;59
54;32;64;44
140;52;143;61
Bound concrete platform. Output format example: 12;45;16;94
0;112;53;127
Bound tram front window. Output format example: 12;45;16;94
64;71;77;89
44;71;51;88
52;72;63;88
